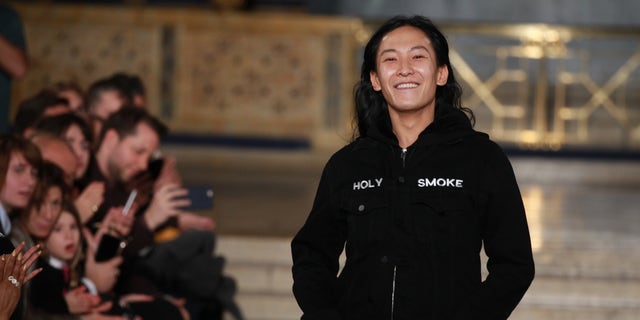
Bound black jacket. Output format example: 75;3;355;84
291;106;535;320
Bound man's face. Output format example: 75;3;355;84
93;90;125;120
370;25;448;115
107;122;160;184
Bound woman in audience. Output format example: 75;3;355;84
0;134;41;236
10;161;68;248
32;113;104;223
0;134;44;320
48;81;85;112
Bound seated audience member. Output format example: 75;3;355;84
78;106;190;318
0;134;41;236
84;76;128;142
12;90;70;136
27;200;147;320
32;113;103;222
0;134;44;320
0;241;42;320
29;133;78;187
109;72;146;108
33;113;92;181
9;162;68;319
10;161;67;249
84;74;191;229
47;81;85;112
79;106;239;320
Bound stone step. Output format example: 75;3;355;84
511;306;640;320
216;236;640;319
223;283;640;320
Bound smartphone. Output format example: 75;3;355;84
94;190;136;261
148;158;164;180
179;186;214;211
95;233;123;262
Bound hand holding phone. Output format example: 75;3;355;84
179;186;214;211
94;190;137;262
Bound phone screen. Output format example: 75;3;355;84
181;186;214;211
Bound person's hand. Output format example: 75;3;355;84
164;295;191;320
119;293;154;304
144;183;189;230
154;156;182;191
75;182;105;223
177;212;215;231
83;228;122;293
64;286;101;314
0;243;42;320
104;205;136;238
79;300;135;320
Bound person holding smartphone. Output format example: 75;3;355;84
76;106;235;320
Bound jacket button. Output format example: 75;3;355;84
381;255;388;263
358;204;365;212
398;176;405;183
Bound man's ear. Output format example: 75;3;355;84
102;129;119;150
436;65;449;86
370;71;382;91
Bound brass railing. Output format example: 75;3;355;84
439;23;640;151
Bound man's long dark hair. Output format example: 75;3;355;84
353;15;472;140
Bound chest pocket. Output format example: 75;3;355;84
340;190;387;251
409;190;475;246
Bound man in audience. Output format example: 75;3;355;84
13;90;70;136
29;133;78;187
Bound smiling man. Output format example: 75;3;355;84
292;16;535;320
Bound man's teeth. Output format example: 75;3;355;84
396;83;418;88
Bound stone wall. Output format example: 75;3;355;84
11;3;363;150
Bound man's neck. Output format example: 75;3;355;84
389;106;435;148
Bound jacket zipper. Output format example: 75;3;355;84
391;147;405;319
401;148;407;168
391;265;397;320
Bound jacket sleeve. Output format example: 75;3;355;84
291;163;347;320
455;143;535;319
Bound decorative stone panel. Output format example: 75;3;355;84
12;3;362;149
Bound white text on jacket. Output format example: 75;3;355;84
417;178;463;188
353;178;384;190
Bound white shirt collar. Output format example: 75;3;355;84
48;255;67;270
0;203;11;235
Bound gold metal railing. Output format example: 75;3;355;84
439;23;640;151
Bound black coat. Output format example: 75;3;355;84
291;106;535;320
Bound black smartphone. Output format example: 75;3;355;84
179;186;214;211
95;233;123;262
149;158;165;180
94;190;136;262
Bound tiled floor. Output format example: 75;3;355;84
166;145;640;319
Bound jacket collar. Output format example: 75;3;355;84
362;105;482;149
